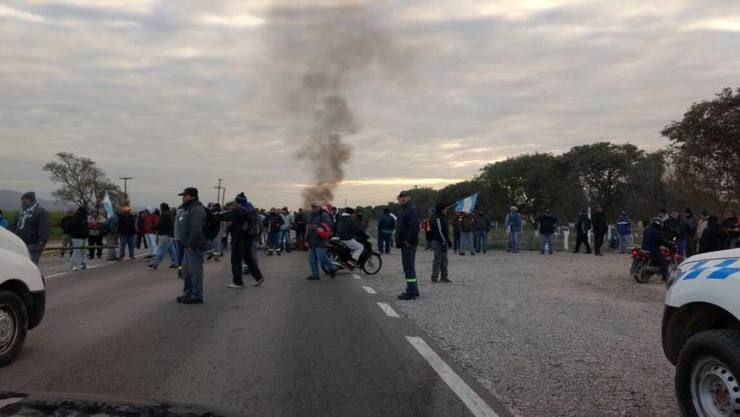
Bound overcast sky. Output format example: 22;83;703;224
1;0;738;209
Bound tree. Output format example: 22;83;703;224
563;142;643;214
43;152;126;209
478;153;569;221
661;87;740;212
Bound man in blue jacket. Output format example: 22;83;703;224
395;190;420;300
377;208;395;254
615;212;632;254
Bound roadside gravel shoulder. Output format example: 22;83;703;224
369;248;677;417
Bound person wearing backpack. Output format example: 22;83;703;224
217;193;265;289
176;187;208;304
306;201;336;280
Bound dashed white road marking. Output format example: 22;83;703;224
45;272;67;279
362;286;377;294
352;273;362;280
406;336;500;417
377;302;400;318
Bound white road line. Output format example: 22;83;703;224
377;302;400;318
363;286;377;295
352;273;362;280
406;336;500;417
45;272;67;279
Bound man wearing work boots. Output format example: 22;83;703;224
396;190;420;300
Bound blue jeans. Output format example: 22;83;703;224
182;248;205;300
119;234;135;258
401;245;418;295
26;243;43;265
378;233;392;254
176;241;185;268
279;229;291;252
509;230;522;253
309;246;335;278
676;239;688;258
152;235;178;267
618;234;631;253
460;232;473;253
539;234;553;254
475;230;488;252
268;231;280;250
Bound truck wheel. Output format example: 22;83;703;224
676;329;740;417
0;291;28;367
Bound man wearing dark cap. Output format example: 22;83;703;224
395;190;420;300
217;192;265;288
176;187;208;304
11;192;50;265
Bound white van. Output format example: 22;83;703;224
662;248;740;416
0;227;46;367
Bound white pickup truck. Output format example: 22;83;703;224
0;227;46;367
663;248;740;417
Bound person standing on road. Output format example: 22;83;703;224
459;212;475;256
474;209;492;254
699;215;728;254
573;209;592;254
265;208;284;256
430;203;451;283
146;203;179;270
87;210;104;260
306;201;336;280
683;209;699;257
505;206;523;253
118;207;137;260
592;206;608;256
104;211;119;261
68;206;89;271
615;212;632;254
722;210;739;248
696;210;710;246
377;208;395;255
664;210;690;257
537;209;557;255
143;207;159;258
452;213;461;253
59;209;74;257
11;192;50;265
176;187;208;304
396;190;420;300
218;193;265;288
279;206;293;253
294;208;307;250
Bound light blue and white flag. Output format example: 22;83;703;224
454;193;478;213
102;191;114;218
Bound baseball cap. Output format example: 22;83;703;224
178;187;198;197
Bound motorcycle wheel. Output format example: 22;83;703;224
361;252;382;275
321;252;339;275
631;258;651;283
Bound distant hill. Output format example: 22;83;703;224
0;190;72;212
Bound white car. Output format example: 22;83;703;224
0;227;46;367
663;248;740;417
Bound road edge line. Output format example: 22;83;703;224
406;336;500;417
377;302;400;318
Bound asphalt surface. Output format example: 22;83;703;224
2;249;510;417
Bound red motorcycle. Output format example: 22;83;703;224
630;242;683;283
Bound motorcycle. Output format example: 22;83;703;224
630;242;683;284
322;237;383;275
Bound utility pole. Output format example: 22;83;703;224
119;177;132;204
214;178;225;206
221;186;226;206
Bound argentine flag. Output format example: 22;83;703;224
454;193;478;213
102;191;114;218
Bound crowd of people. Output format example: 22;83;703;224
2;189;739;304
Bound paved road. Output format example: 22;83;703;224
2;251;510;417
